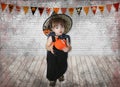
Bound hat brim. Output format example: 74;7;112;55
43;14;72;36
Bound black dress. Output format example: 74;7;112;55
46;33;70;81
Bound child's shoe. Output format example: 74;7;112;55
49;81;56;87
58;75;64;82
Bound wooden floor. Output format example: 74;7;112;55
0;55;120;87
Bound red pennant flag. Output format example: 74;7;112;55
53;8;59;13
83;6;89;15
38;7;44;16
31;7;37;15
68;8;74;16
1;3;7;11
113;3;119;12
91;6;97;15
46;8;51;15
76;7;82;15
61;8;67;14
106;4;112;13
16;6;21;12
23;6;29;14
9;4;14;13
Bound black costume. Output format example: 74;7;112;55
46;32;70;81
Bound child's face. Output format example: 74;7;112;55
52;23;65;36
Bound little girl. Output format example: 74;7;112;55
43;13;72;86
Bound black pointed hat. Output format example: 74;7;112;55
43;12;73;36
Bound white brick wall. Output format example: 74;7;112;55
0;1;120;56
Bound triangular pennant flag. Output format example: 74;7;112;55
1;3;7;11
53;8;59;13
9;4;14;13
61;8;67;14
106;4;112;13
31;7;37;15
68;8;74;16
23;6;29;14
38;7;44;16
83;6;89;15
16;6;21;12
46;8;51;15
98;5;104;14
91;6;97;15
76;7;82;15
113;3;119;12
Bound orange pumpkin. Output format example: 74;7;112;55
54;38;67;50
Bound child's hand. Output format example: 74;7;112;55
50;44;54;54
62;46;70;52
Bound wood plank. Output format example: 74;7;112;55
0;55;16;80
80;56;89;87
69;55;79;87
6;55;27;87
38;56;48;87
93;56;109;87
31;56;46;87
11;55;34;87
64;56;73;87
0;55;25;87
97;56;115;87
84;56;95;87
75;56;83;87
104;56;120;87
26;56;44;87
17;56;35;87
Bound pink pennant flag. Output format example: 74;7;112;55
106;4;112;13
46;8;51;15
91;6;97;15
16;6;21;12
38;7;44;16
113;3;119;12
61;8;67;14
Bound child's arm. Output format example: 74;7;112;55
46;36;54;54
62;38;72;52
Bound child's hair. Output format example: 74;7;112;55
50;18;67;30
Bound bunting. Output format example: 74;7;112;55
46;7;51;15
16;6;21;12
106;4;112;13
98;5;104;14
23;6;29;14
68;8;74;16
83;6;89;15
53;8;59;13
9;4;14;13
113;3;119;12
38;7;44;16
91;6;97;15
0;2;119;16
76;7;82;15
1;3;7;11
31;7;37;15
61;8;67;14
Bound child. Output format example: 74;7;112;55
43;13;72;87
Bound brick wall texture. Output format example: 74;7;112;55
0;0;120;56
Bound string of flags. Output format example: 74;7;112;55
1;2;119;16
